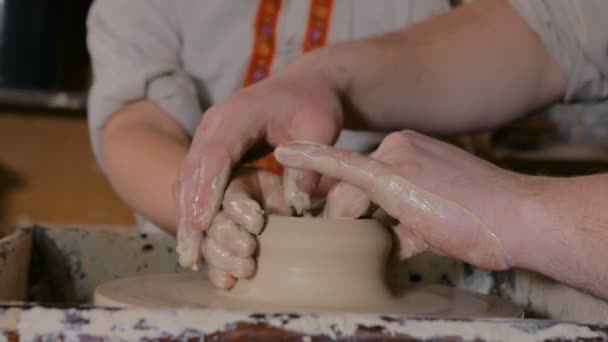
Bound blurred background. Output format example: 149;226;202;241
0;0;606;228
0;0;134;227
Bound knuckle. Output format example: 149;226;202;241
235;233;257;256
207;214;228;238
335;149;355;161
381;131;414;150
202;238;228;265
375;131;421;167
236;197;263;216
243;216;264;235
233;258;255;278
400;129;420;138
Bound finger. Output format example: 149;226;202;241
190;152;232;230
177;106;265;260
278;113;341;214
315;175;338;197
174;178;203;270
207;212;257;257
175;153;230;269
208;267;236;290
323;182;372;218
274;142;391;198
283;168;312;215
394;224;428;260
175;227;203;271
256;171;292;215
223;175;265;235
201;238;255;279
275;142;508;269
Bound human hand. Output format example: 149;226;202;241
174;66;344;270
274;131;530;270
202;167;291;289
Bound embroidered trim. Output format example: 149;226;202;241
302;0;333;52
242;0;283;87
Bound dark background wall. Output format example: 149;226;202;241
0;0;92;92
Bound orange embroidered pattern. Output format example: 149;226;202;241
246;0;334;174
302;0;333;52
242;0;283;87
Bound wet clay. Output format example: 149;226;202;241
283;168;311;215
94;216;521;317
177;163;231;271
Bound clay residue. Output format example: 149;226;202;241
223;195;264;234
177;164;231;271
13;307;606;341
283;168;311;215
176;228;202;271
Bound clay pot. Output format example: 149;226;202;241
94;215;523;317
223;215;395;311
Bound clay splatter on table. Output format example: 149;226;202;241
0;305;606;341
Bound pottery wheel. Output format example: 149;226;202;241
94;272;522;318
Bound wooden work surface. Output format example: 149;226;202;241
0;111;134;226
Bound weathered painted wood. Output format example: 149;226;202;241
0;305;607;341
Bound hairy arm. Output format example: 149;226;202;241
520;174;608;299
101;100;189;234
289;0;567;133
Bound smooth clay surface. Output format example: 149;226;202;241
95;216;522;317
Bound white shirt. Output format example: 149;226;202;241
87;0;608;167
86;0;453;166
510;0;608;102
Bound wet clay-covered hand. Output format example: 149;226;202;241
174;68;343;270
203;168;291;288
275;131;530;270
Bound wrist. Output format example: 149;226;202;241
279;43;351;97
503;174;562;271
271;49;346;129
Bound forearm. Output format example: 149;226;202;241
101;100;189;234
517;174;608;299
299;0;567;133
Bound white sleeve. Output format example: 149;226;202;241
86;0;201;167
509;0;608;102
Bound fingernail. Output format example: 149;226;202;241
176;237;200;269
274;148;304;166
275;142;322;164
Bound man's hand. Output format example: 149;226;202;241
174;68;344;270
276;133;608;300
274;131;531;270
202;168;291;289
